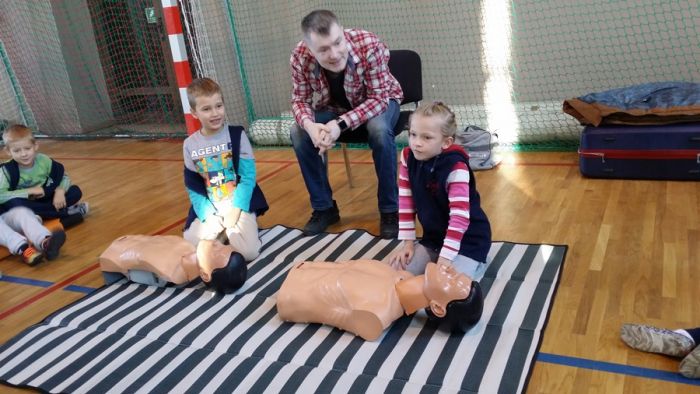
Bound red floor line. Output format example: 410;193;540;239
0;156;577;321
258;163;294;182
0;264;100;321
0;162;291;321
52;156;183;162
256;160;578;167
152;218;187;235
252;159;376;165
501;162;578;167
50;156;377;165
52;156;578;167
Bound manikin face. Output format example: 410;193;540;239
6;138;38;168
305;22;349;73
408;114;453;161
423;262;471;317
191;93;226;135
196;239;234;282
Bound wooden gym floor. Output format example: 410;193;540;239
0;139;698;393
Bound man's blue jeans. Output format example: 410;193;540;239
290;100;399;213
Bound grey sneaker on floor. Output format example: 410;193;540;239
67;201;89;217
620;323;695;357
680;345;700;378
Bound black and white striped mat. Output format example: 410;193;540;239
0;226;566;393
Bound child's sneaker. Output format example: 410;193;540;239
67;202;89;217
41;230;66;261
680;344;700;378
18;244;43;266
620;323;695;357
60;213;84;228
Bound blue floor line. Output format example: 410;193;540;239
63;284;96;294
537;352;700;386
0;275;52;288
1;274;699;385
1;274;95;294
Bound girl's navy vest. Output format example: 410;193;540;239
405;146;491;263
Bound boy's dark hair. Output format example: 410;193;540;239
187;77;223;110
301;10;339;38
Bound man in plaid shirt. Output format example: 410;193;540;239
290;9;404;238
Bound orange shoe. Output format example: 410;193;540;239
19;244;44;266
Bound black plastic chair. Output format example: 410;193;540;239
338;49;422;187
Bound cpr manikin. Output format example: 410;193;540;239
99;235;247;294
276;260;483;340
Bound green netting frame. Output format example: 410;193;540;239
0;0;697;152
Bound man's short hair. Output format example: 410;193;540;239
187;77;222;110
301;10;339;37
2;124;35;146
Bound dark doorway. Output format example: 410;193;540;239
88;0;183;126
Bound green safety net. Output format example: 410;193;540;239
0;0;697;151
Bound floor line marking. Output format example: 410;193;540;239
0;167;286;321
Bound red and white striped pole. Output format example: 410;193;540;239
161;0;200;135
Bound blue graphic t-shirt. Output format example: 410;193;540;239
183;125;256;219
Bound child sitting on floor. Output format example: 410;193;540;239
0;124;88;228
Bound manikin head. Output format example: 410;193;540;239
100;236;246;294
302;10;349;73
423;262;483;332
197;239;247;294
408;102;457;161
3;124;39;168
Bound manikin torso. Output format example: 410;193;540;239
277;259;414;341
99;235;234;285
99;235;199;284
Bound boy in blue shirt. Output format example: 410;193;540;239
182;78;267;262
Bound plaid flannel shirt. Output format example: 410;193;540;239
290;28;403;129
